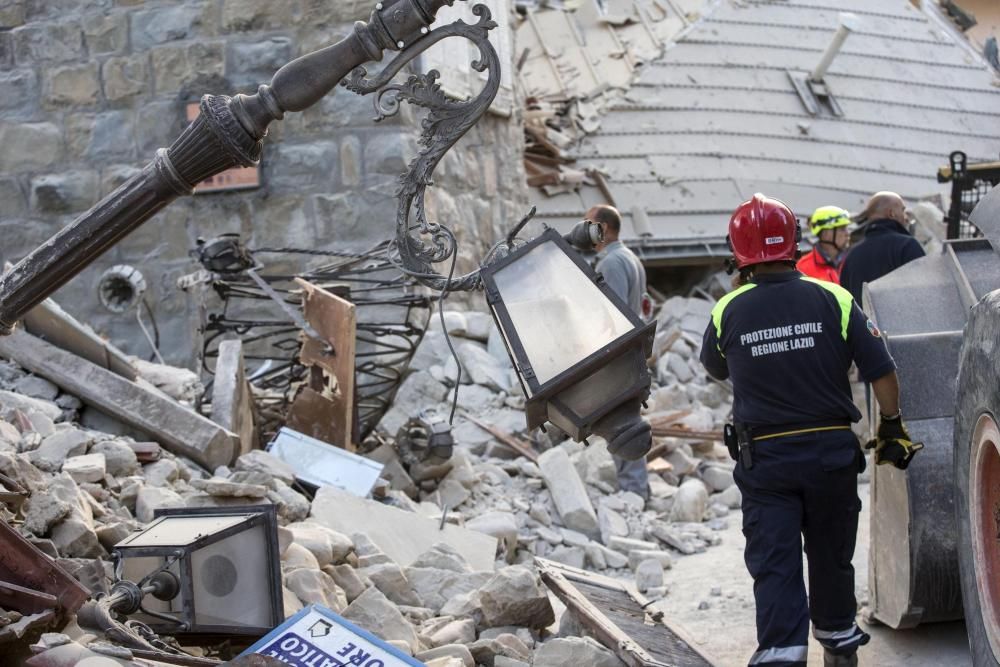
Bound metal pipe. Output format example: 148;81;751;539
809;12;861;83
0;0;457;335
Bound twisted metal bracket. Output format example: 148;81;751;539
343;3;501;292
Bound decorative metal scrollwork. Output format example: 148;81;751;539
343;3;502;292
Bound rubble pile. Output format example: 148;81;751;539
0;291;734;665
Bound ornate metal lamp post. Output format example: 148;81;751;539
0;0;484;334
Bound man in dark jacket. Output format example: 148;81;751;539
839;192;924;304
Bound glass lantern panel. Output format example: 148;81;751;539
116;515;250;548
553;349;640;419
492;241;633;385
191;524;274;628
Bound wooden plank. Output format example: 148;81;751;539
0;580;57;615
463;414;539;462
536;558;719;667
212;339;258;456
0;330;239;470
0;520;89;617
294;279;356;447
286;387;348;448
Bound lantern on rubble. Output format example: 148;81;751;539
480;228;656;460
104;506;283;637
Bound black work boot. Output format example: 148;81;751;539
823;650;858;667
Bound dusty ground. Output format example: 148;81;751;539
656;480;972;666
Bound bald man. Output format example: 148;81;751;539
839;192;925;304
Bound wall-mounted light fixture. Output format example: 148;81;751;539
481;228;656;460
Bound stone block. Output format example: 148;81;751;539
100;165;142;197
0;1;25;28
456;341;512;392
533;637;623;667
82;11;127;54
364;132;418;175
312;486;498;571
537;447;599;538
135;486;184;523
363;562;423;607
285;568;346;612
86;110;135;161
136;99;183;154
606;535;659;554
30;429;92;472
90;439;139;476
43;62;100;107
0;68;38;116
268;140;337;189
62;453;106;484
13;21;84;63
221;0;285;32
150;41;224;95
102;54;147;101
342;587;420;653
465;510;518;554
30;171;99;214
340;134;361;186
668;478;709;523
627;549;672;571
634;558;664;592
478;566;555;629
226;37;292;86
131;3;211;50
0;177;26;219
0;122;60;171
700;464;735;492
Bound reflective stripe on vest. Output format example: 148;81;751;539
710;283;756;357
800;276;853;340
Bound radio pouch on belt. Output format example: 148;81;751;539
736;423;754;470
724;424;738;462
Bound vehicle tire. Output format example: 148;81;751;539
955;290;1000;666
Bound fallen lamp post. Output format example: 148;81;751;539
480;228;656;460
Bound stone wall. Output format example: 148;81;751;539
0;0;527;365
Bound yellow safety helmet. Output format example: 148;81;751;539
808;206;852;234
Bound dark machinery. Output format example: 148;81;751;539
864;167;1000;663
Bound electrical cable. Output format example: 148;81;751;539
137;299;165;364
439;247;461;425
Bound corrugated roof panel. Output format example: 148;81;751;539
529;0;1000;261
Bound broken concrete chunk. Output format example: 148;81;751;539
410;543;473;573
715;484;742;509
323;564;369;603
342;586;420;653
13;375;59;401
700;464;735;492
363;562;423;607
668;478;709;523
533;637;625;667
29;429;92;472
89;440;140;476
62;453;106;484
284;568;347;612
537;448;599;538
417;643;476;667
478;566;555;629
286;523;353;567
189;478;268;498
547;546;586;569
282;542;321;571
135;486;184;523
311;486;497;571
235;449;296;485
597;505;629;546
465;510;519;556
0;390;62;423
50;516;103;559
606;535;659;555
141;458;178;487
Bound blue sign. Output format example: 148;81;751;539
240;605;425;667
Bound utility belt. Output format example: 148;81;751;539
723;420;852;470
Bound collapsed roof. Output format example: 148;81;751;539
521;0;1000;265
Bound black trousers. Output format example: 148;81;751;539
735;430;864;666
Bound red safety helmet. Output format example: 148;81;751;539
726;193;801;269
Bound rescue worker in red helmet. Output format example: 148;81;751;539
700;194;922;667
796;206;851;284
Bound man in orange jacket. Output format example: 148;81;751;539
796;206;851;283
